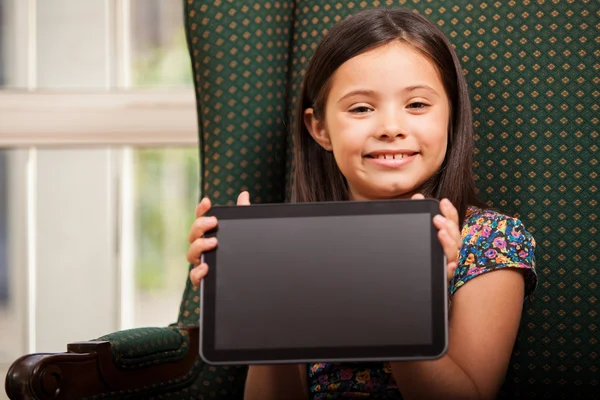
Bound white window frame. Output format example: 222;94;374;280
0;90;198;147
1;0;198;148
1;0;200;358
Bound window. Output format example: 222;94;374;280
129;0;198;328
0;155;6;304
130;0;193;88
0;150;11;368
1;0;27;89
0;148;27;386
0;0;200;378
132;147;198;328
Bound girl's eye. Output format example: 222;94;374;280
407;102;429;110
349;106;373;114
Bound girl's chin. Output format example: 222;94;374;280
348;186;420;201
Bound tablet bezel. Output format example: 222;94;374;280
200;198;447;365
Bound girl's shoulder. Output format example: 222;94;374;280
464;205;527;226
451;205;538;297
462;206;535;244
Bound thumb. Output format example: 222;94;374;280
237;191;251;206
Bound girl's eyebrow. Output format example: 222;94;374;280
337;85;440;104
337;89;377;103
404;84;440;97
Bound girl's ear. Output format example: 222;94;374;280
304;108;333;151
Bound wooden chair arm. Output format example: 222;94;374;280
5;327;199;399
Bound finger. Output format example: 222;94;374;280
411;193;425;200
237;191;251;206
433;215;462;251
188;216;218;243
439;199;462;247
186;237;218;264
438;229;459;264
440;198;459;228
195;197;212;219
189;263;209;288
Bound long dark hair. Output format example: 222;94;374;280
291;8;484;223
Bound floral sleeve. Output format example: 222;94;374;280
449;208;538;297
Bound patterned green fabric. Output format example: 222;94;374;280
95;327;189;368
187;0;293;207
181;0;599;399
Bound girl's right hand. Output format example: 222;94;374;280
188;191;251;288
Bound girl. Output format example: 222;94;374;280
187;8;537;400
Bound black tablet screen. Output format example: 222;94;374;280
212;212;434;350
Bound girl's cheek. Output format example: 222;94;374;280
414;119;448;147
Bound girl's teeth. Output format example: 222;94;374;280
376;154;405;159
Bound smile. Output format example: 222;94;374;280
368;154;408;160
364;152;418;168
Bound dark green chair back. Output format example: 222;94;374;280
180;1;599;398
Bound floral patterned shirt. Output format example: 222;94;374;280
308;206;538;399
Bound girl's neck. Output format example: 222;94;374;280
348;190;419;201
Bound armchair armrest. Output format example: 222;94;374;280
5;326;202;399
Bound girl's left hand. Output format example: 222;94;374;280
412;194;462;285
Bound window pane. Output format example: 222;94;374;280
36;0;110;89
0;0;28;89
133;147;199;327
0;149;27;383
130;0;193;88
0;1;9;86
1;0;194;90
0;152;8;329
2;0;112;90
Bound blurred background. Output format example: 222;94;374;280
0;0;200;394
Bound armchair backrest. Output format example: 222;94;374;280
182;1;599;398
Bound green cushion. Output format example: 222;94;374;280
95;327;189;368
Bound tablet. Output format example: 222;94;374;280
199;198;447;365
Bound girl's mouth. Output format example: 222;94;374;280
364;152;419;167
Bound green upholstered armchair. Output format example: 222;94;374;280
5;1;598;399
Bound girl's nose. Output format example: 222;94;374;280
376;110;406;140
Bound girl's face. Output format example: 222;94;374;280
305;42;450;200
